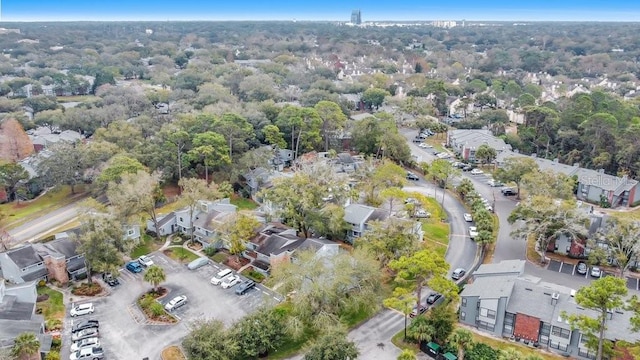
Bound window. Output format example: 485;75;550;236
460;311;466;320
551;326;570;339
127;229;135;236
179;217;184;222
461;298;467;307
504;313;514;326
540;323;551;336
487;309;496;319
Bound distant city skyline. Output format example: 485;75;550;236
1;0;640;22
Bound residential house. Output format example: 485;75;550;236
245;224;340;274
192;200;238;248
147;199;237;246
494;151;640;207
27;127;83;152
146;213;176;237
241;168;291;202
447;129;512;162
0;280;52;357
343;203;389;242
0;233;87;284
123;224;141;242
335;152;358;173
459;260;636;359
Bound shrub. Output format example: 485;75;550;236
45;351;61;360
139;294;155;309
38;279;47;287
71;283;102;296
45;319;63;331
50;337;62;351
203;246;217;256
150;302;165;317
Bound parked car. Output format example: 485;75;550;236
138;255;154;267
221;274;242;289
426;293;442;305
71;337;100;352
405;197;419;205
102;273;119;287
164;295;188;311
409;303;427;318
235;280;256;295
463;213;473;222
487;179;503;187
71;327;99;342
126;261;143;273
576;261;588;275
468;226;478;240
414;209;431;218
470;168;484;175
406;172;420;181
187;257;210;270
501;188;517;196
71;320;99;333
452;268;466;280
70;303;94;317
418;142;428;148
590;266;602;278
210;269;233;285
462;165;473;172
70;346;104;360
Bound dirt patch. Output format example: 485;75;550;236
224;255;250;271
71;282;103;296
161;346;186;360
37;294;50;302
187;242;202;251
163;183;181;201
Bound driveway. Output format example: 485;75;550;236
63;252;278;360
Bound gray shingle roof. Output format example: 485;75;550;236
344;204;376;225
461;275;516;298
473;260;525;278
36;237;78;259
0;296;35;321
255;233;306;256
6;246;41;269
21;268;48;282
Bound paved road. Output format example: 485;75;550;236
8;201;81;245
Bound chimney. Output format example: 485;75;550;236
551;293;559;305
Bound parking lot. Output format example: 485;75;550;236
546;259;640;290
63;252;281;360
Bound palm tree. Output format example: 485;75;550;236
12;332;40;360
143;265;166;293
397;349;417;360
407;316;434;345
448;328;473;360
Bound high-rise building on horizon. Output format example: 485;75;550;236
350;9;361;25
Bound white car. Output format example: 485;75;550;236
164;295;188;311
470;168;484;175
210;268;233;285
590;266;602;278
71;327;99;342
70;303;94;317
487;179;503;187
468;226;478;240
70;337;100;352
138;255;154;267
414;209;431;218
463;213;473;222
418;143;428;148
221;274;241;289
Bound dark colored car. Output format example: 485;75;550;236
576;261;588;275
406;172;420;181
462;166;473;172
235;280;256;295
71;319;99;333
501;188;517;196
102;273;120;287
126;261;143;273
426;293;442;305
409;303;427;318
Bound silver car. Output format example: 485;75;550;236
187;257;209;270
164;295;188;311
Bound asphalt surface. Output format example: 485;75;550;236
64;252;279;360
8;201;81;244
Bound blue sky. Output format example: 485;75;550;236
1;0;640;22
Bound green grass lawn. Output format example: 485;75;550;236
131;234;160;259
421;196;445;220
163;247;200;263
37;286;65;323
211;252;228;263
469;330;564;360
422;220;449;246
56;95;99;103
268;327;318;360
230;195;258;210
1;185;87;230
